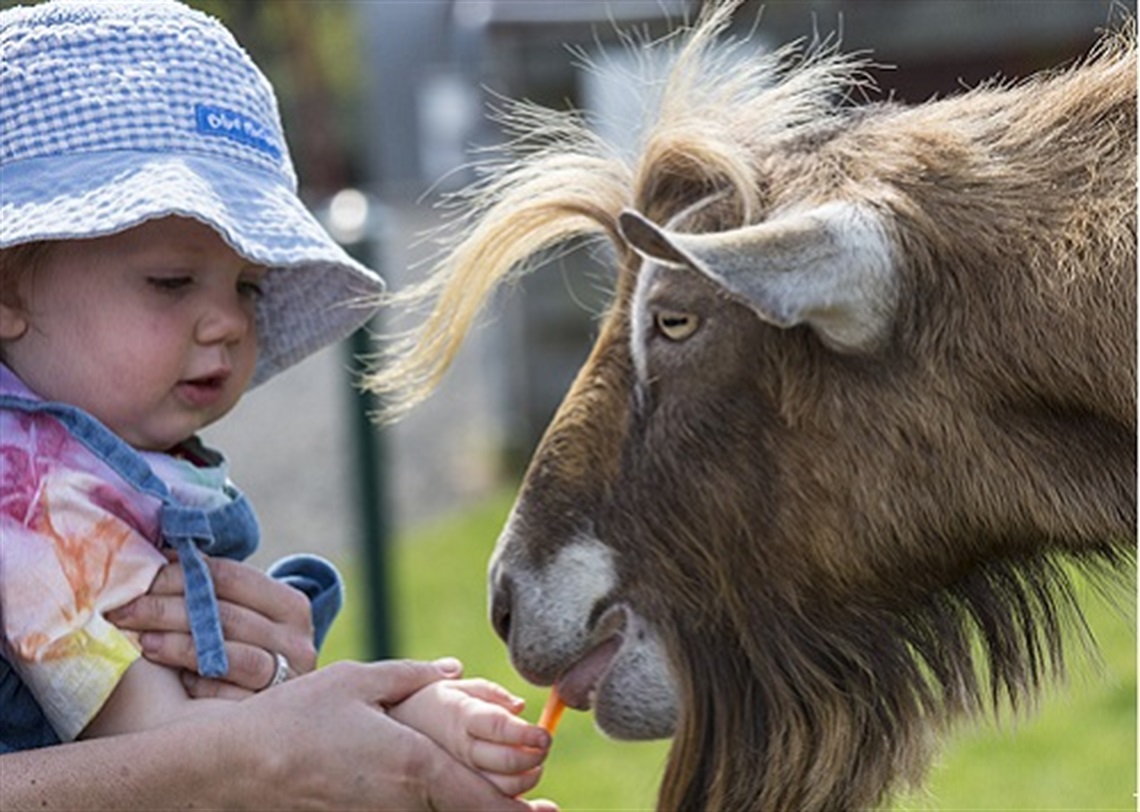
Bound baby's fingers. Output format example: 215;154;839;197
483;766;544;799
469;738;548;776
454;678;526;712
468;705;550;751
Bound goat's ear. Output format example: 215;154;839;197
618;203;898;352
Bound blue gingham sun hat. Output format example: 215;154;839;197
0;0;384;386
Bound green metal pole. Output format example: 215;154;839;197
325;189;394;662
345;319;394;662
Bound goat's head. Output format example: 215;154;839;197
372;5;1135;809
488;197;904;729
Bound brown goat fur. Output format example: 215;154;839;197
369;4;1136;810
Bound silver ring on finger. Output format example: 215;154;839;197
262;651;290;690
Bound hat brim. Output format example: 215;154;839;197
1;151;384;386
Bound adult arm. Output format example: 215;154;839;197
2;659;558;812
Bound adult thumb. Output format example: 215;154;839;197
362;657;465;705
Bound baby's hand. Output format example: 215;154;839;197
389;677;552;797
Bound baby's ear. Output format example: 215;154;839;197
0;301;29;341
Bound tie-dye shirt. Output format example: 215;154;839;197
0;365;247;743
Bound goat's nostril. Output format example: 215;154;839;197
490;574;513;643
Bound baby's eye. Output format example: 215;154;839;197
238;278;265;299
148;276;192;292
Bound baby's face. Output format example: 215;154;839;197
0;217;264;450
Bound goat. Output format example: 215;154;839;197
368;4;1136;809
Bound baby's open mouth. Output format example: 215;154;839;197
177;372;230;406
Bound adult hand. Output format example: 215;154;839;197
232;659;560;811
1;658;559;812
107;555;316;697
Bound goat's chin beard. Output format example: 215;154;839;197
590;618;680;741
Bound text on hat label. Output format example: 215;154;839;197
194;104;282;161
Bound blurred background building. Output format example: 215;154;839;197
179;0;1136;567
353;0;1128;535
4;0;1127;569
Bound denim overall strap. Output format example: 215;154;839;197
0;395;257;678
158;495;260;676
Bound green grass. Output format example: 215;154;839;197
321;492;1136;811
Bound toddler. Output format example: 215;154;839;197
0;0;548;797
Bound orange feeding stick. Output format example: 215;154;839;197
537;688;567;735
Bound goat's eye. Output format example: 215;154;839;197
654;310;700;341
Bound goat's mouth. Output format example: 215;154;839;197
553;606;627;710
